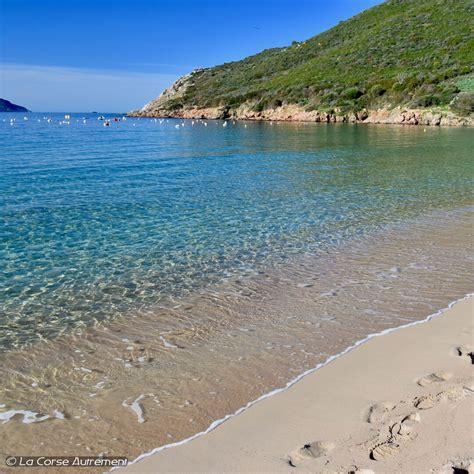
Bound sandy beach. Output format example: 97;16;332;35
122;296;473;474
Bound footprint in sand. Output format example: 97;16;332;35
417;371;452;387
370;440;401;461
287;440;335;467
370;413;421;460
414;393;437;410
456;345;474;365
414;386;468;410
437;387;469;402
366;401;396;424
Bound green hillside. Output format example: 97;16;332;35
150;0;474;116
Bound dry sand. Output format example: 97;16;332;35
121;296;473;473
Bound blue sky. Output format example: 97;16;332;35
0;0;382;112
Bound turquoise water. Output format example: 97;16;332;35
1;113;473;349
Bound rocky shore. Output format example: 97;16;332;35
129;103;473;127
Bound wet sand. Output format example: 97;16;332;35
123;296;474;473
0;208;473;471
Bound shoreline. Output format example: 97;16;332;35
121;294;474;473
128;105;474;127
1;207;472;472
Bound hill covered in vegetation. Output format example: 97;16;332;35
133;0;474;124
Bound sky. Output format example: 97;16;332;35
0;0;382;112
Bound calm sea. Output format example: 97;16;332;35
0;113;473;462
1;113;473;349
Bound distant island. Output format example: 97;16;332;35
0;98;30;113
130;0;473;126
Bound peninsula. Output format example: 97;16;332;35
130;0;473;126
0;98;29;113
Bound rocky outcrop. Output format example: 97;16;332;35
129;102;473;127
132;69;204;115
362;107;472;127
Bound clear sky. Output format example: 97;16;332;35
0;0;382;112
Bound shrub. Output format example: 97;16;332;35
254;100;267;112
450;92;474;115
392;81;405;92
456;77;474;92
411;94;441;107
167;100;183;110
342;87;363;100
271;98;283;108
370;84;386;96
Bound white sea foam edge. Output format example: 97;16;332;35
112;292;473;471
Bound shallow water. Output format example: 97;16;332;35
1;115;473;348
0;115;473;467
